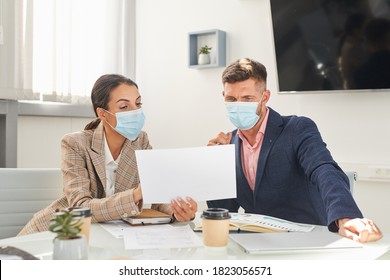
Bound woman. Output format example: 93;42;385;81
18;74;197;235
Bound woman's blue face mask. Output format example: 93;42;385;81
104;108;145;140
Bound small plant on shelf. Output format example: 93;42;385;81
49;209;83;240
198;45;212;65
199;45;212;54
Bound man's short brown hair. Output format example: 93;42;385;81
222;58;267;85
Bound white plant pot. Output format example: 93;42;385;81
198;53;211;65
53;235;88;260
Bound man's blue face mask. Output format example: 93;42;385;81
224;102;260;130
224;93;264;130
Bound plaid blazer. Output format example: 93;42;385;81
18;122;171;235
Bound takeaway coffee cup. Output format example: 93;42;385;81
67;207;92;242
201;208;231;247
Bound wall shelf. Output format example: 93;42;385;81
188;29;226;69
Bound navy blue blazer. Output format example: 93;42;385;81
207;107;363;232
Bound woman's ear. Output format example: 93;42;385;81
96;108;106;120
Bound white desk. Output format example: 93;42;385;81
0;222;389;260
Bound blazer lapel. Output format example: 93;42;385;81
232;132;253;198
253;108;284;197
90;122;107;192
233;135;246;186
115;139;139;193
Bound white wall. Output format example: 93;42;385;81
16;0;390;231
135;0;390;231
17;116;92;167
136;0;278;149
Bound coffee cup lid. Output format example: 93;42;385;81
201;208;231;220
66;207;92;217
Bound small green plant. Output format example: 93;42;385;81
199;45;212;54
49;210;83;240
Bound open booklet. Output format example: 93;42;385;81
195;213;315;233
122;208;173;226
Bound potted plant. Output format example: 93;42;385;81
49;209;88;260
198;45;212;65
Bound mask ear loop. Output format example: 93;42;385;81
100;108;117;130
257;91;266;118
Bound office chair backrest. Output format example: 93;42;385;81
0;168;62;239
345;171;357;195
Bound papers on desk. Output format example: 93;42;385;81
100;221;203;250
123;224;203;250
99;220;132;238
135;145;236;203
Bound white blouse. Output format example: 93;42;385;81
103;134;121;197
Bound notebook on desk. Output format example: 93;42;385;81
122;209;173;226
230;231;362;254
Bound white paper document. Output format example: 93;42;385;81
99;220;132;238
135;145;237;203
123;224;203;250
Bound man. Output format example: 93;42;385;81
207;58;382;242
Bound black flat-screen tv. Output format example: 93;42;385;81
270;0;390;93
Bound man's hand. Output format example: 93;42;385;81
207;132;232;146
338;218;383;242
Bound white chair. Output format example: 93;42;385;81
345;171;357;195
0;168;62;239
